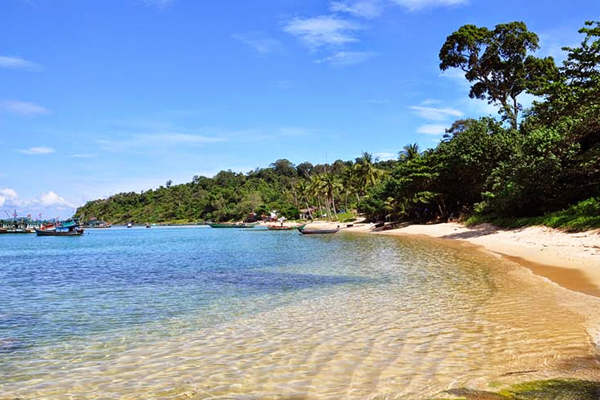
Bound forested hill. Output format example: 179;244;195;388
75;20;600;230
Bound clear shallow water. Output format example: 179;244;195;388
0;227;599;399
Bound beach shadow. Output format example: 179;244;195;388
439;223;502;240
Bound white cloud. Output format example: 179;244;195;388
233;32;283;55
71;153;96;159
316;50;376;66
421;99;441;105
283;15;363;50
389;0;468;11
0;56;43;71
330;0;384;19
409;105;463;121
373;151;397;161
0;188;19;208
1;100;49;116
40;191;75;209
417;124;448;135
19;146;55;155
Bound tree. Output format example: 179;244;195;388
439;21;557;130
399;143;421;161
166;180;173;188
354;152;386;197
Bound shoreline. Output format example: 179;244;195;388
342;222;600;298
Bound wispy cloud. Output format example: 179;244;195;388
0;55;43;71
71;153;96;159
389;0;468;11
409;105;463;121
270;80;294;90
316;50;376;66
330;0;384;19
283;15;363;50
417;124;448;135
233;32;283;55
140;0;174;9
98;132;225;152
19;146;55;155
0;100;49;116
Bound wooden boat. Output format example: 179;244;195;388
267;224;306;231
298;227;339;235
0;228;7;234
209;223;255;228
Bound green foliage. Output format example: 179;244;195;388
439;21;558;129
467;197;600;231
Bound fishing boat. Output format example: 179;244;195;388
35;220;84;237
209;223;255;228
298;227;339;235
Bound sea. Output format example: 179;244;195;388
1;226;599;399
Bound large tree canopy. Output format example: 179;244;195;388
439;21;557;130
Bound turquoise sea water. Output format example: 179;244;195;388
1;226;598;399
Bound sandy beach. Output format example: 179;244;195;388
343;222;600;297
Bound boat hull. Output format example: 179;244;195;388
35;229;84;237
209;224;255;228
299;229;339;235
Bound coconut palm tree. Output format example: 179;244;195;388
322;173;342;218
295;180;314;219
354;152;386;197
399;143;421;161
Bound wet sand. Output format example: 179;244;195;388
343;222;600;298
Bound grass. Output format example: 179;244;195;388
428;379;600;400
466;198;600;232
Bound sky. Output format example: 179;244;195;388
1;0;598;219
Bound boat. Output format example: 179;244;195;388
35;220;84;237
298;227;339;235
127;223;133;228
145;223;151;228
209;223;256;228
267;224;306;231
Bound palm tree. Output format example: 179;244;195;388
322;173;342;218
295;180;314;219
308;174;326;219
354;152;386;198
399;143;421;161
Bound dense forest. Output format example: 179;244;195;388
76;20;600;230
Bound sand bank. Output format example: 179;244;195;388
343;222;600;297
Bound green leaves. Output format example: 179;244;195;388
440;21;556;130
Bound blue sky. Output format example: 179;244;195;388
1;0;598;218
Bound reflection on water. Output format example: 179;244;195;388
0;228;599;399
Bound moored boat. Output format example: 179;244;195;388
267;224;306;231
209;223;256;228
36;220;84;237
298;227;339;235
